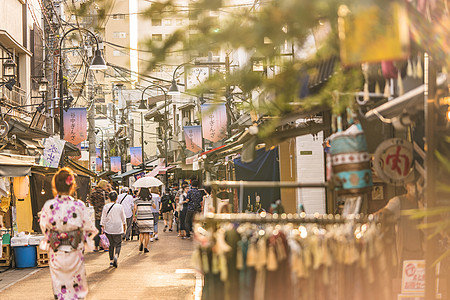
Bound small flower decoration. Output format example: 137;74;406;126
65;175;73;186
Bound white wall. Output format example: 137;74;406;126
296;130;326;214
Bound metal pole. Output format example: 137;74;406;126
58;54;64;140
141;111;145;170
164;93;169;187
424;54;438;300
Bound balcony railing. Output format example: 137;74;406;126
0;85;26;107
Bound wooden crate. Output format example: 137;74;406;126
36;246;49;268
0;244;11;267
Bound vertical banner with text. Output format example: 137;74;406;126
95;148;102;172
201;104;228;143
184;126;203;153
130;147;143;166
111;156;121;173
63;108;87;145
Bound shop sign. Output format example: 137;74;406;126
373;138;413;185
40;136;66;168
186;154;198;165
201;104;227;143
184;126;202;153
401;260;425;294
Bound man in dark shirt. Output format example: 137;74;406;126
184;180;202;239
89;180;109;251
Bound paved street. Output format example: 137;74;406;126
0;224;199;300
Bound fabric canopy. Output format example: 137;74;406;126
147;165;175;177
112;168;143;179
0;155;33;177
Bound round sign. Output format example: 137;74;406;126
0;120;9;139
373;138;414;185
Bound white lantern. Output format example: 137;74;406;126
13;176;29;201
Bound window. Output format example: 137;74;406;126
152;34;163;41
113;32;127;39
176;19;183;26
164;19;172;26
112;14;125;20
152;19;162;26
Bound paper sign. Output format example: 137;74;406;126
40;136;66;168
401;260;425;294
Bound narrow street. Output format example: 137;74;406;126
0;224;199;300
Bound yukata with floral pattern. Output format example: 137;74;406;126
40;195;98;300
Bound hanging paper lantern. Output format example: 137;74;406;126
13;176;29;201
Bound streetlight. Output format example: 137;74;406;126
140;84;169;175
167;62;193;96
58;27;107;140
136;98;147;170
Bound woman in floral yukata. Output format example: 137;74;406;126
39;167;98;300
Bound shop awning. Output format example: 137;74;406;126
146;165;175;177
6;117;51;140
0;155;34;177
65;158;96;177
365;74;447;121
112;168;143;180
64;142;81;157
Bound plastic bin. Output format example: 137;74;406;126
13;246;37;268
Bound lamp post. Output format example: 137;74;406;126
58;27;107;140
136;98;147;170
168;62;193;96
140;84;169;177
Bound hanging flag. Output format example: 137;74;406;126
130;147;142;166
111;156;121;173
63;108;87;145
184;126;202;153
40;136;66;168
96;158;102;172
201;103;227;143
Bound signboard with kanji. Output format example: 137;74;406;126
63;108;87;145
401;260;425;294
40;136;66;168
184;125;202;153
201;104;227;143
373;138;413;185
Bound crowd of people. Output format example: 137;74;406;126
88;179;221;262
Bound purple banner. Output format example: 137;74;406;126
63;108;87;145
184;126;202;153
201;104;227;143
130;147;142;166
111;156;121;173
96;158;102;172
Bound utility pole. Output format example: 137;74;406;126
88;70;96;172
225;53;232;138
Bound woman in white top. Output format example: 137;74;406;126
100;191;126;268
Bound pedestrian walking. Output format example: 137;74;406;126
184;180;203;239
117;187;135;241
150;187;161;241
39;168;98;300
178;185;190;238
202;186;213;217
89;179;109;251
161;188;176;232
101;191;126;268
133;188;155;253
